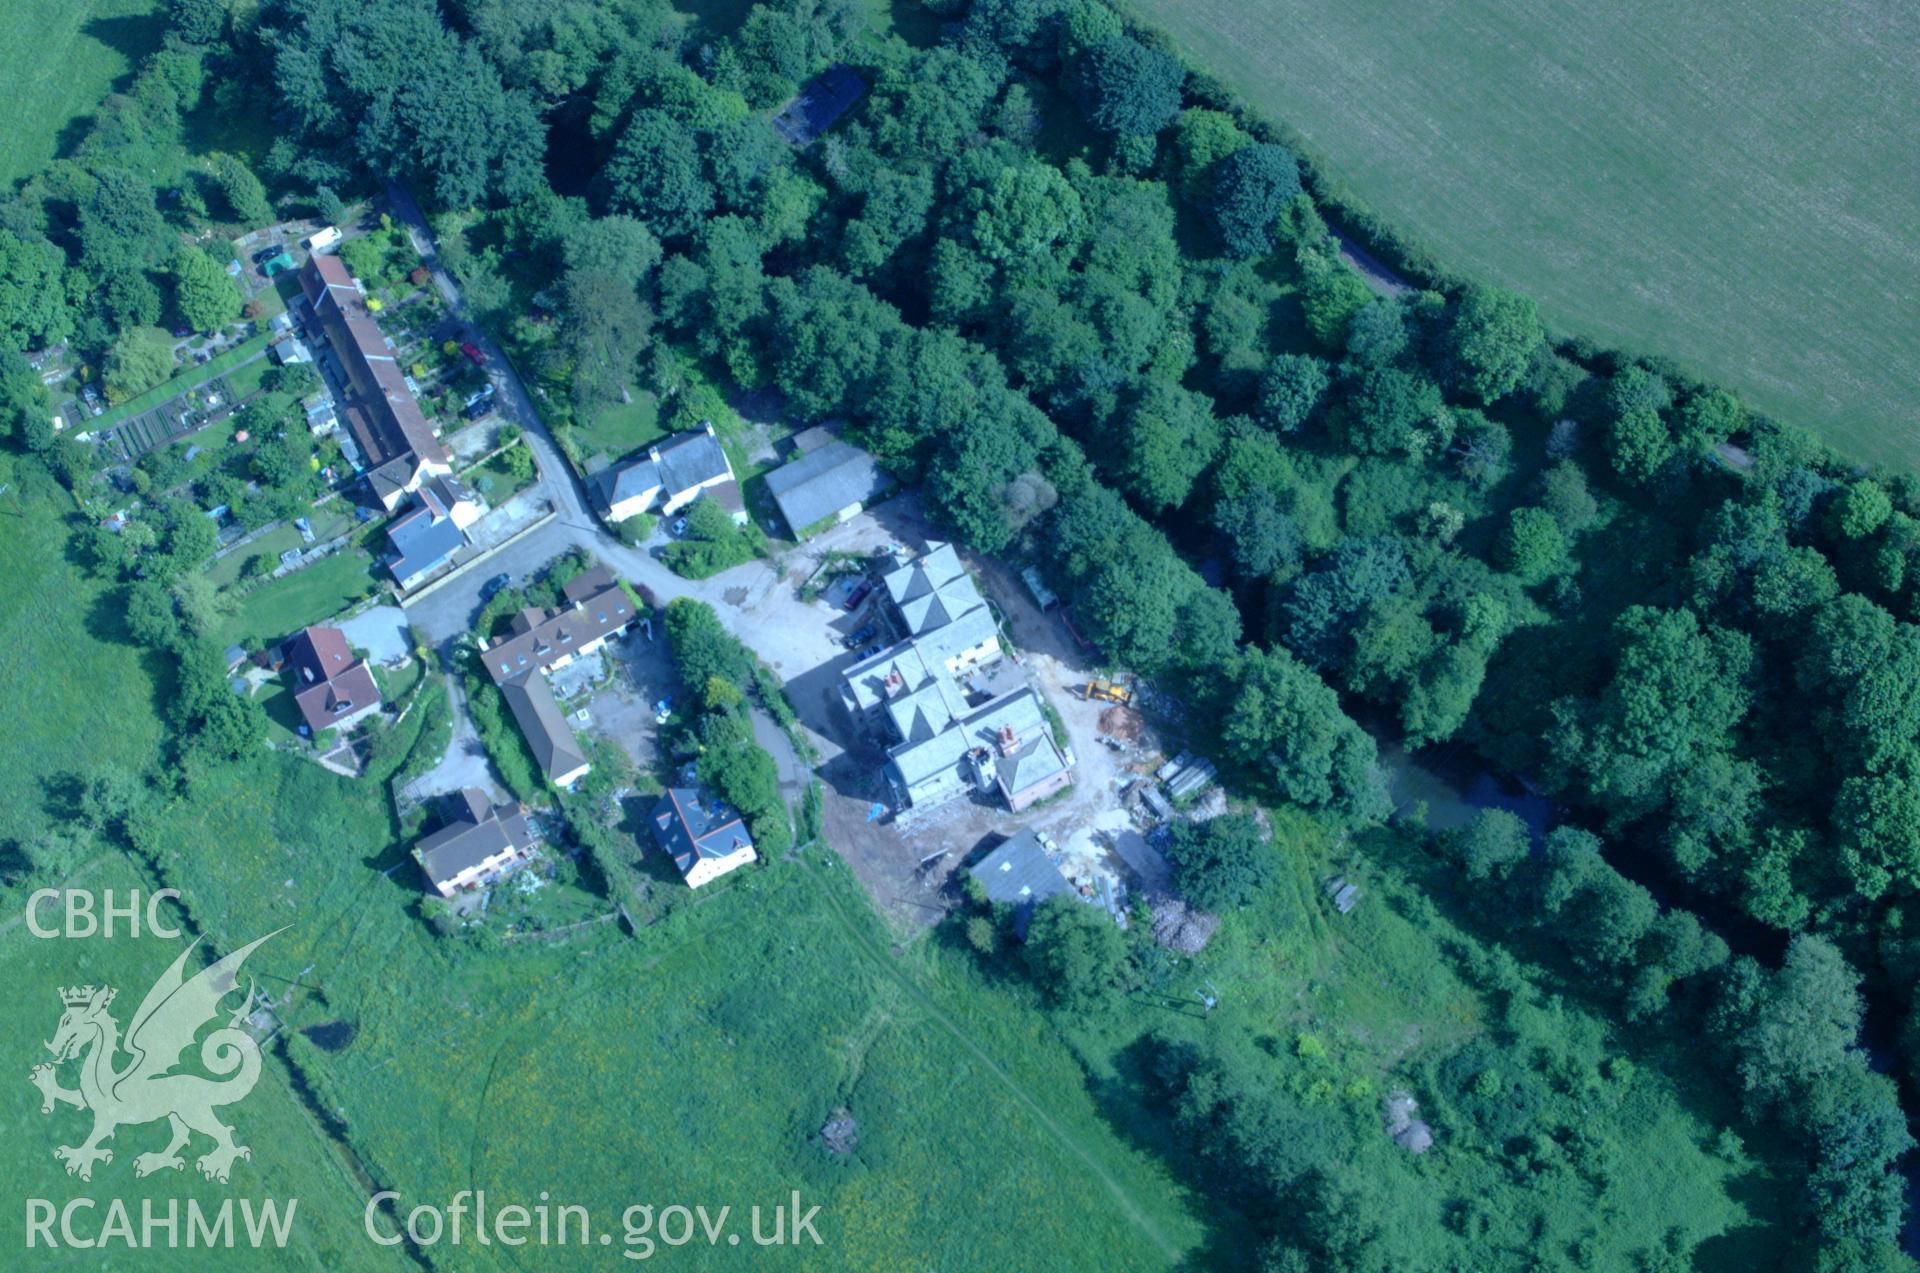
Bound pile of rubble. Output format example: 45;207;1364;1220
1149;897;1219;954
1382;1090;1433;1154
1097;705;1145;742
819;1112;859;1156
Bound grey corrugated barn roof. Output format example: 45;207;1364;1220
969;828;1072;936
764;440;887;536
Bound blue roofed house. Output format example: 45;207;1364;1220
650;785;757;888
597;423;741;525
384;475;481;590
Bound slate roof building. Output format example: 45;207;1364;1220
299;254;452;510
481;567;636;685
969;828;1073;938
499;674;590;789
384;476;480;590
281;625;381;738
885;687;1072;812
597;424;739;523
763;438;888;538
650;786;757;888
880;543;998;671
480;566;638;790
414;788;537;897
839;542;1070;813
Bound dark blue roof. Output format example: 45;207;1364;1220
651;786;754;877
772;65;868;147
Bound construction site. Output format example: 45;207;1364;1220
795;533;1233;951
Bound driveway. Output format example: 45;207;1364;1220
582;631;676;771
399;673;502;808
337;605;411;665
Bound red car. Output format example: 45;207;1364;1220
843;580;873;611
460;341;488;367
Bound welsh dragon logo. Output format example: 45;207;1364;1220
29;931;281;1184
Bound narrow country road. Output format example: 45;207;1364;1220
385;182;594;528
388;181;824;650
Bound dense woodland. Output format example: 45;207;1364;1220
4;0;1920;1267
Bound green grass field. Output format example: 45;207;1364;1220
1125;0;1920;470
0;462;163;849
0;0;165;186
215;550;380;649
0;854;408;1270
572;393;662;468
127;755;1210;1270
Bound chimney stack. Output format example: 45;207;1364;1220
997;725;1018;756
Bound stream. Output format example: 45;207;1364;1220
1373;736;1920;1254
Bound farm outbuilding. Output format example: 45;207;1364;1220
764;438;889;538
772;65;868;146
969;828;1072;938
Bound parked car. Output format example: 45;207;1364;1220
250;243;285;265
460;341;488;367
670;517;688;537
857;643;885;661
843;624;877;649
843;580;873;611
170;326;192;339
653;697;673;725
479;572;512;601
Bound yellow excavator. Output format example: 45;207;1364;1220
1082;678;1133;706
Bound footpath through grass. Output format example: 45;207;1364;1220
1126;0;1920;469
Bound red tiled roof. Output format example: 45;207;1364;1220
301;256;451;470
283;625;382;736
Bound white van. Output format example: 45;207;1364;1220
302;225;343;253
